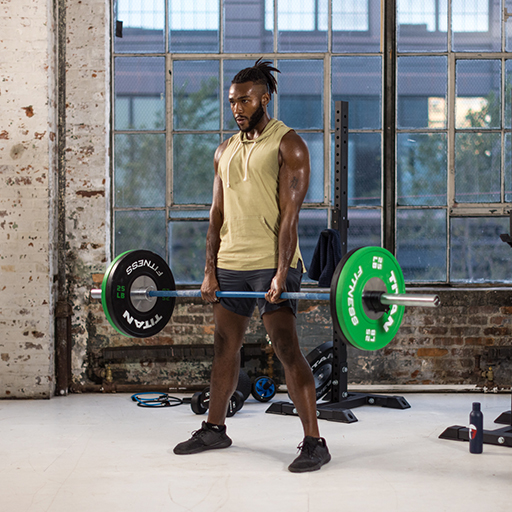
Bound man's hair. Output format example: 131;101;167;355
232;58;280;95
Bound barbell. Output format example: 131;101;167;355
90;247;440;351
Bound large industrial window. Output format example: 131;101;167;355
112;0;512;285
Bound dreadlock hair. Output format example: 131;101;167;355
232;58;280;95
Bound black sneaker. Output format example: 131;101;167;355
173;422;232;455
288;436;331;473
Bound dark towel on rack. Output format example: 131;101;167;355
307;229;343;287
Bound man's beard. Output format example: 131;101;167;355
241;102;265;133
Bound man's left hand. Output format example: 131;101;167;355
265;275;287;303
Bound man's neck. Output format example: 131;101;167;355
243;114;272;141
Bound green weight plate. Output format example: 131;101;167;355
331;247;405;351
102;250;176;338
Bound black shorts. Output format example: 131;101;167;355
216;262;303;318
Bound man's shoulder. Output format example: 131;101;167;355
215;133;239;163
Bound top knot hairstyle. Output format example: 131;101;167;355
232;58;280;95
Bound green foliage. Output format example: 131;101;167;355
115;133;166;208
397;133;446;206
169;222;209;283
114;75;222;265
173;76;220;204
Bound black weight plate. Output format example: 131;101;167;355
237;369;252;401
306;341;333;401
226;390;244;417
191;391;208;414
252;376;277;402
103;250;176;338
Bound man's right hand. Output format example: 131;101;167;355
201;272;220;303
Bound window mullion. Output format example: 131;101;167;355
383;0;397;254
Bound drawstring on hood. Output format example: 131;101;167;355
225;137;256;188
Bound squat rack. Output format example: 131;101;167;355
266;101;410;423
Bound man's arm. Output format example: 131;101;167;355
201;140;228;303
265;131;310;303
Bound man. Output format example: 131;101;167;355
174;59;330;473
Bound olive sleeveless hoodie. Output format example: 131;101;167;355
216;118;304;271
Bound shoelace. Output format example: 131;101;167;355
191;425;223;438
191;427;208;438
296;440;316;456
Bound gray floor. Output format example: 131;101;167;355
0;392;511;512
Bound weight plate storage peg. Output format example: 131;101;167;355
101;250;176;338
331;247;406;351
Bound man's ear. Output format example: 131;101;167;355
262;92;271;106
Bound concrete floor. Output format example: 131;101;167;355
0;392;511;512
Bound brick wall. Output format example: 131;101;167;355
81;288;512;391
0;0;57;398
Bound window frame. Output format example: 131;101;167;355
111;0;512;285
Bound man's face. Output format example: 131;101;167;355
228;82;270;133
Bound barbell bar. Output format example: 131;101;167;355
91;288;439;308
90;247;441;350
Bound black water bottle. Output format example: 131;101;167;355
469;402;483;454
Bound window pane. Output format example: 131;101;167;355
338;133;381;207
451;217;512;282
397;0;448;52
506;0;512;51
347;209;381;251
506;133;512;202
169;0;219;52
223;60;275;131
397;56;447;129
455;132;501;203
505;60;512;129
173;61;220;131
278;60;323;129
332;0;380;53
397;133;447;206
114;133;166;208
298;209;328;277
332;56;382;130
114;0;165;53
115;57;165;130
456;60;501;129
115;210;167;258
397;209;447;281
301;133;324;203
452;0;499;52
277;0;328;52
169;220;209;284
173;134;219;204
224;0;273;53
